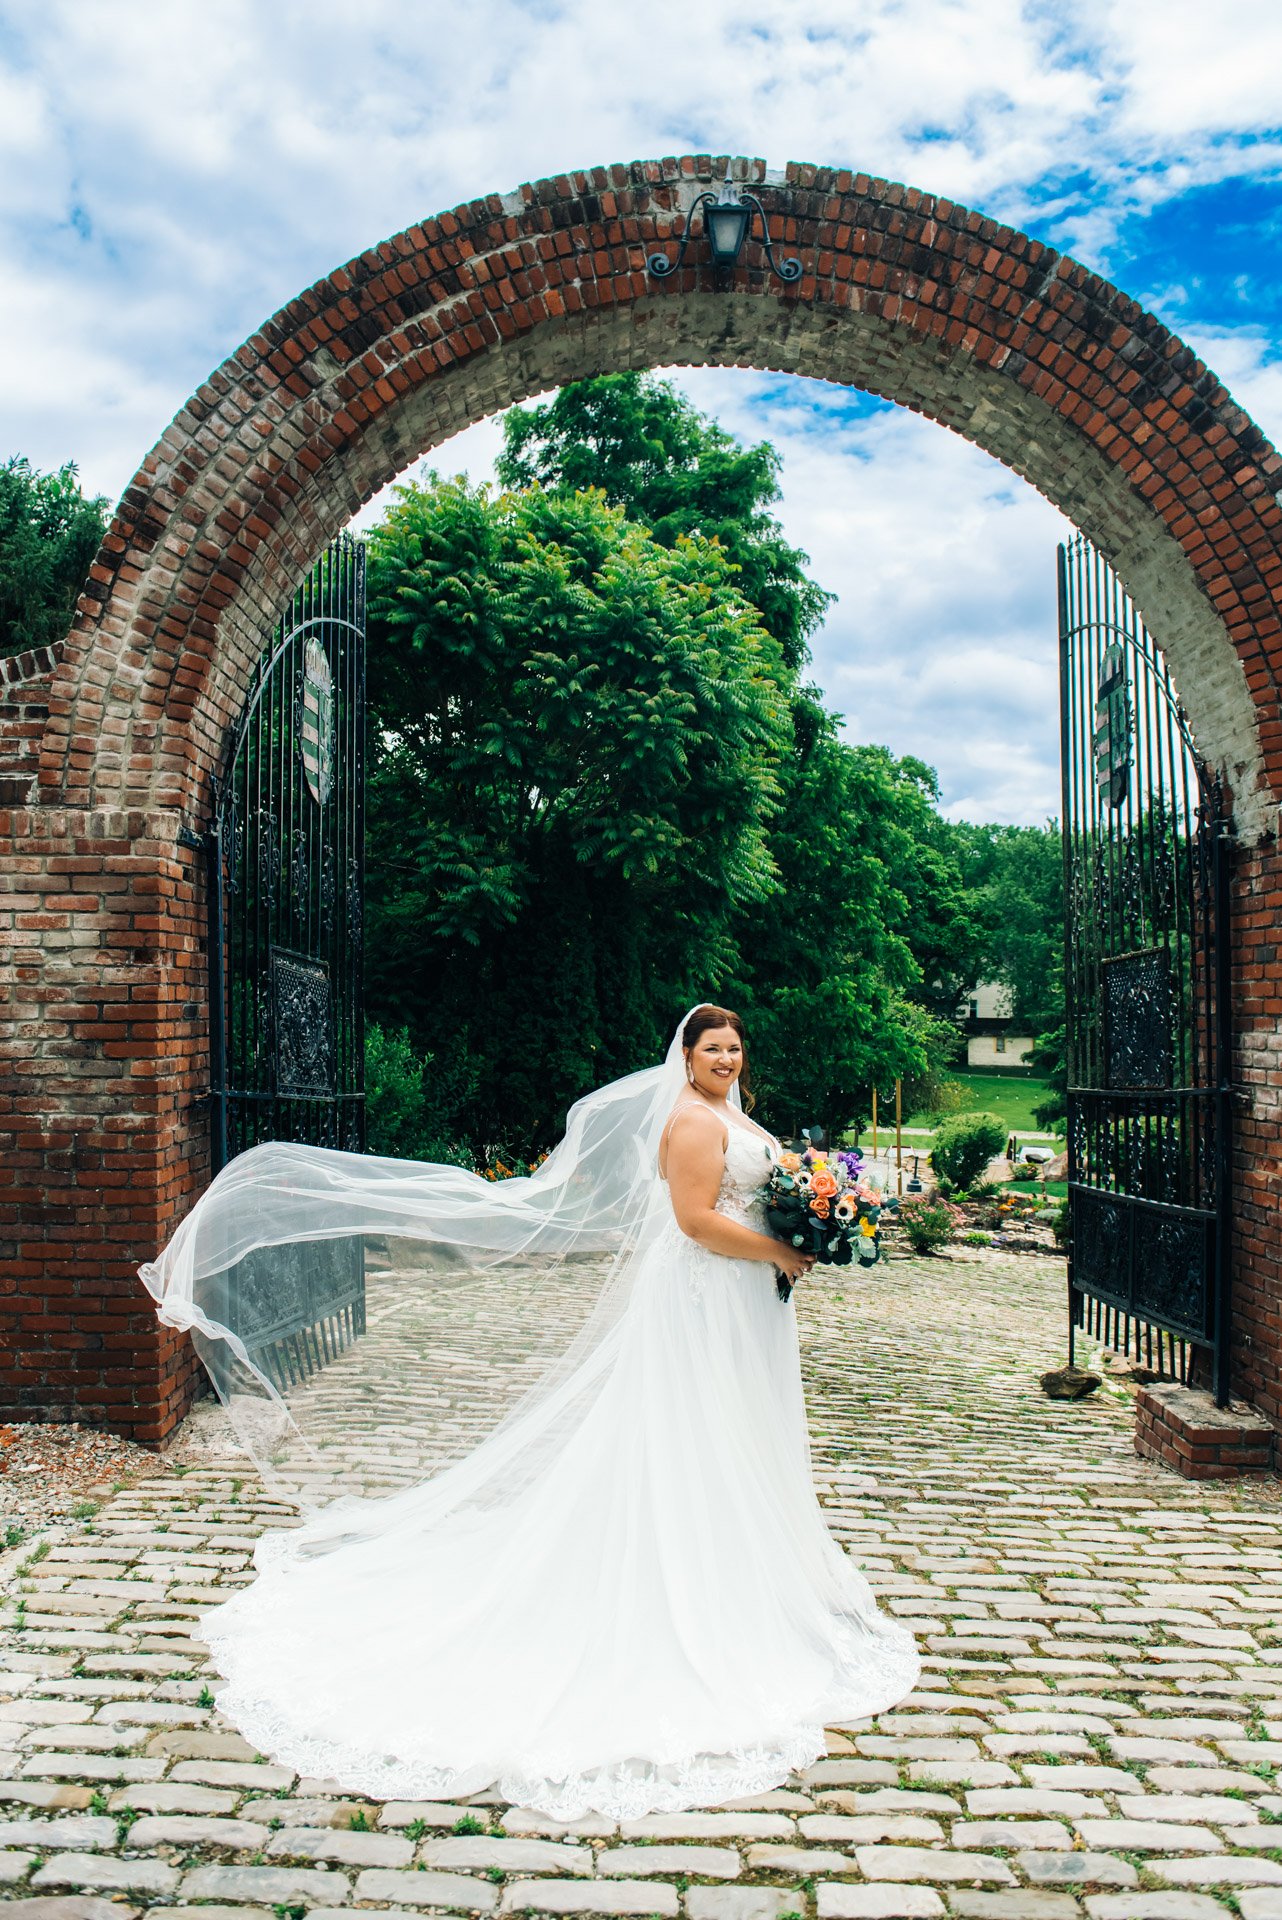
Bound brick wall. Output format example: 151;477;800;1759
0;807;205;1438
1;153;1280;1443
1230;839;1282;1431
0;644;61;805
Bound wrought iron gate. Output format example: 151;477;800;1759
200;533;367;1388
1059;535;1233;1402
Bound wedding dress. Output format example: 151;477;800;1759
141;1010;919;1819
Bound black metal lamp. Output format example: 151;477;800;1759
648;173;801;283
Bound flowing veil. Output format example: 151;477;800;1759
140;1006;738;1544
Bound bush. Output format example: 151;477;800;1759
930;1110;1007;1189
1052;1198;1071;1247
962;1231;991;1247
899;1198;955;1256
365;1022;473;1168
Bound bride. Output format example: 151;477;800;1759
141;1003;919;1820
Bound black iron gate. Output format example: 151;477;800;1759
200;533;367;1388
1059;535;1233;1402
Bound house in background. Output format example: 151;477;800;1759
959;980;1034;1069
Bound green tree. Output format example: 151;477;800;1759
0;456;108;657
363;476;792;1155
497;372;831;669
725;703;961;1135
948;821;1063;1024
497;373;966;1136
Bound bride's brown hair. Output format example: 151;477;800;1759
681;1004;755;1111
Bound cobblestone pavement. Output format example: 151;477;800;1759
2;1245;1280;1920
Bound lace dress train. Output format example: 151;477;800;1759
198;1122;920;1820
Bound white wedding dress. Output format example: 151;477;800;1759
192;1111;920;1819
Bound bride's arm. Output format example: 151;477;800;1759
665;1109;812;1280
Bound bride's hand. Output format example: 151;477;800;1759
772;1243;815;1283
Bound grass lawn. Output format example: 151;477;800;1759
853;1071;1059;1151
929;1071;1055;1135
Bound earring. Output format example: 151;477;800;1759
686;1061;695;1084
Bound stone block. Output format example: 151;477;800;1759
500;1881;679;1915
124;1815;265;1849
950;1822;1072;1850
1083;1897;1233;1919
180;1863;348;1903
356;1866;500;1908
852;1846;1015;1885
745;1847;851;1875
1019;1851;1137;1885
106;1784;237;1814
1116;1792;1260;1824
683;1892;801;1920
423;1836;594;1876
0;1902;138;1920
816;1890;944;1920
1075;1818;1223;1852
798;1815;943;1843
949;1900;1080;1920
266;1824;414;1867
598;1844;740;1877
31;1854;179;1896
619;1813;792;1840
500;1807;618;1837
0;1818;116;1850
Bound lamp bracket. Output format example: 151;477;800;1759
647;183;802;284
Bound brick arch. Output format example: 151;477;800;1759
41;156;1282;837
6;156;1282;1452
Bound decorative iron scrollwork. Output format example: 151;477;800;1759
1103;949;1173;1089
270;950;334;1097
1132;1208;1211;1337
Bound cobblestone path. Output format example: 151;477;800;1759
3;1247;1280;1920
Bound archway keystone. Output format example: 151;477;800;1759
3;156;1281;1447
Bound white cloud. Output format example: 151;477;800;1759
1;0;1279;819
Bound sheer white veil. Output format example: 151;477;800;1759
140;1003;740;1544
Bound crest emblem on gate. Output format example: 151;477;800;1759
1093;642;1131;808
299;638;336;805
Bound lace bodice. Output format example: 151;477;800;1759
714;1121;777;1230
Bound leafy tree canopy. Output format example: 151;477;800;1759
948;820;1064;1024
497;372;831;670
363;375;1029;1159
0;456;108;657
364;476;792;1152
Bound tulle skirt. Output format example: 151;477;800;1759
199;1224;920;1820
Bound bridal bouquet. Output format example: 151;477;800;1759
765;1147;884;1300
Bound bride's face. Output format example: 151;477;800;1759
686;1026;743;1098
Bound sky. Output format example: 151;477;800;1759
3;0;1281;824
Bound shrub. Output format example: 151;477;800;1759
365;1022;473;1168
899;1198;955;1256
962;1231;991;1247
930;1110;1007;1190
1052;1199;1071;1247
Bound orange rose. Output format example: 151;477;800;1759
779;1151;802;1173
810;1168;839;1198
812;1198;831;1218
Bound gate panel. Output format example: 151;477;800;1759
1058;535;1233;1402
203;533;367;1386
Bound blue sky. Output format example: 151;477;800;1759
2;0;1280;822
